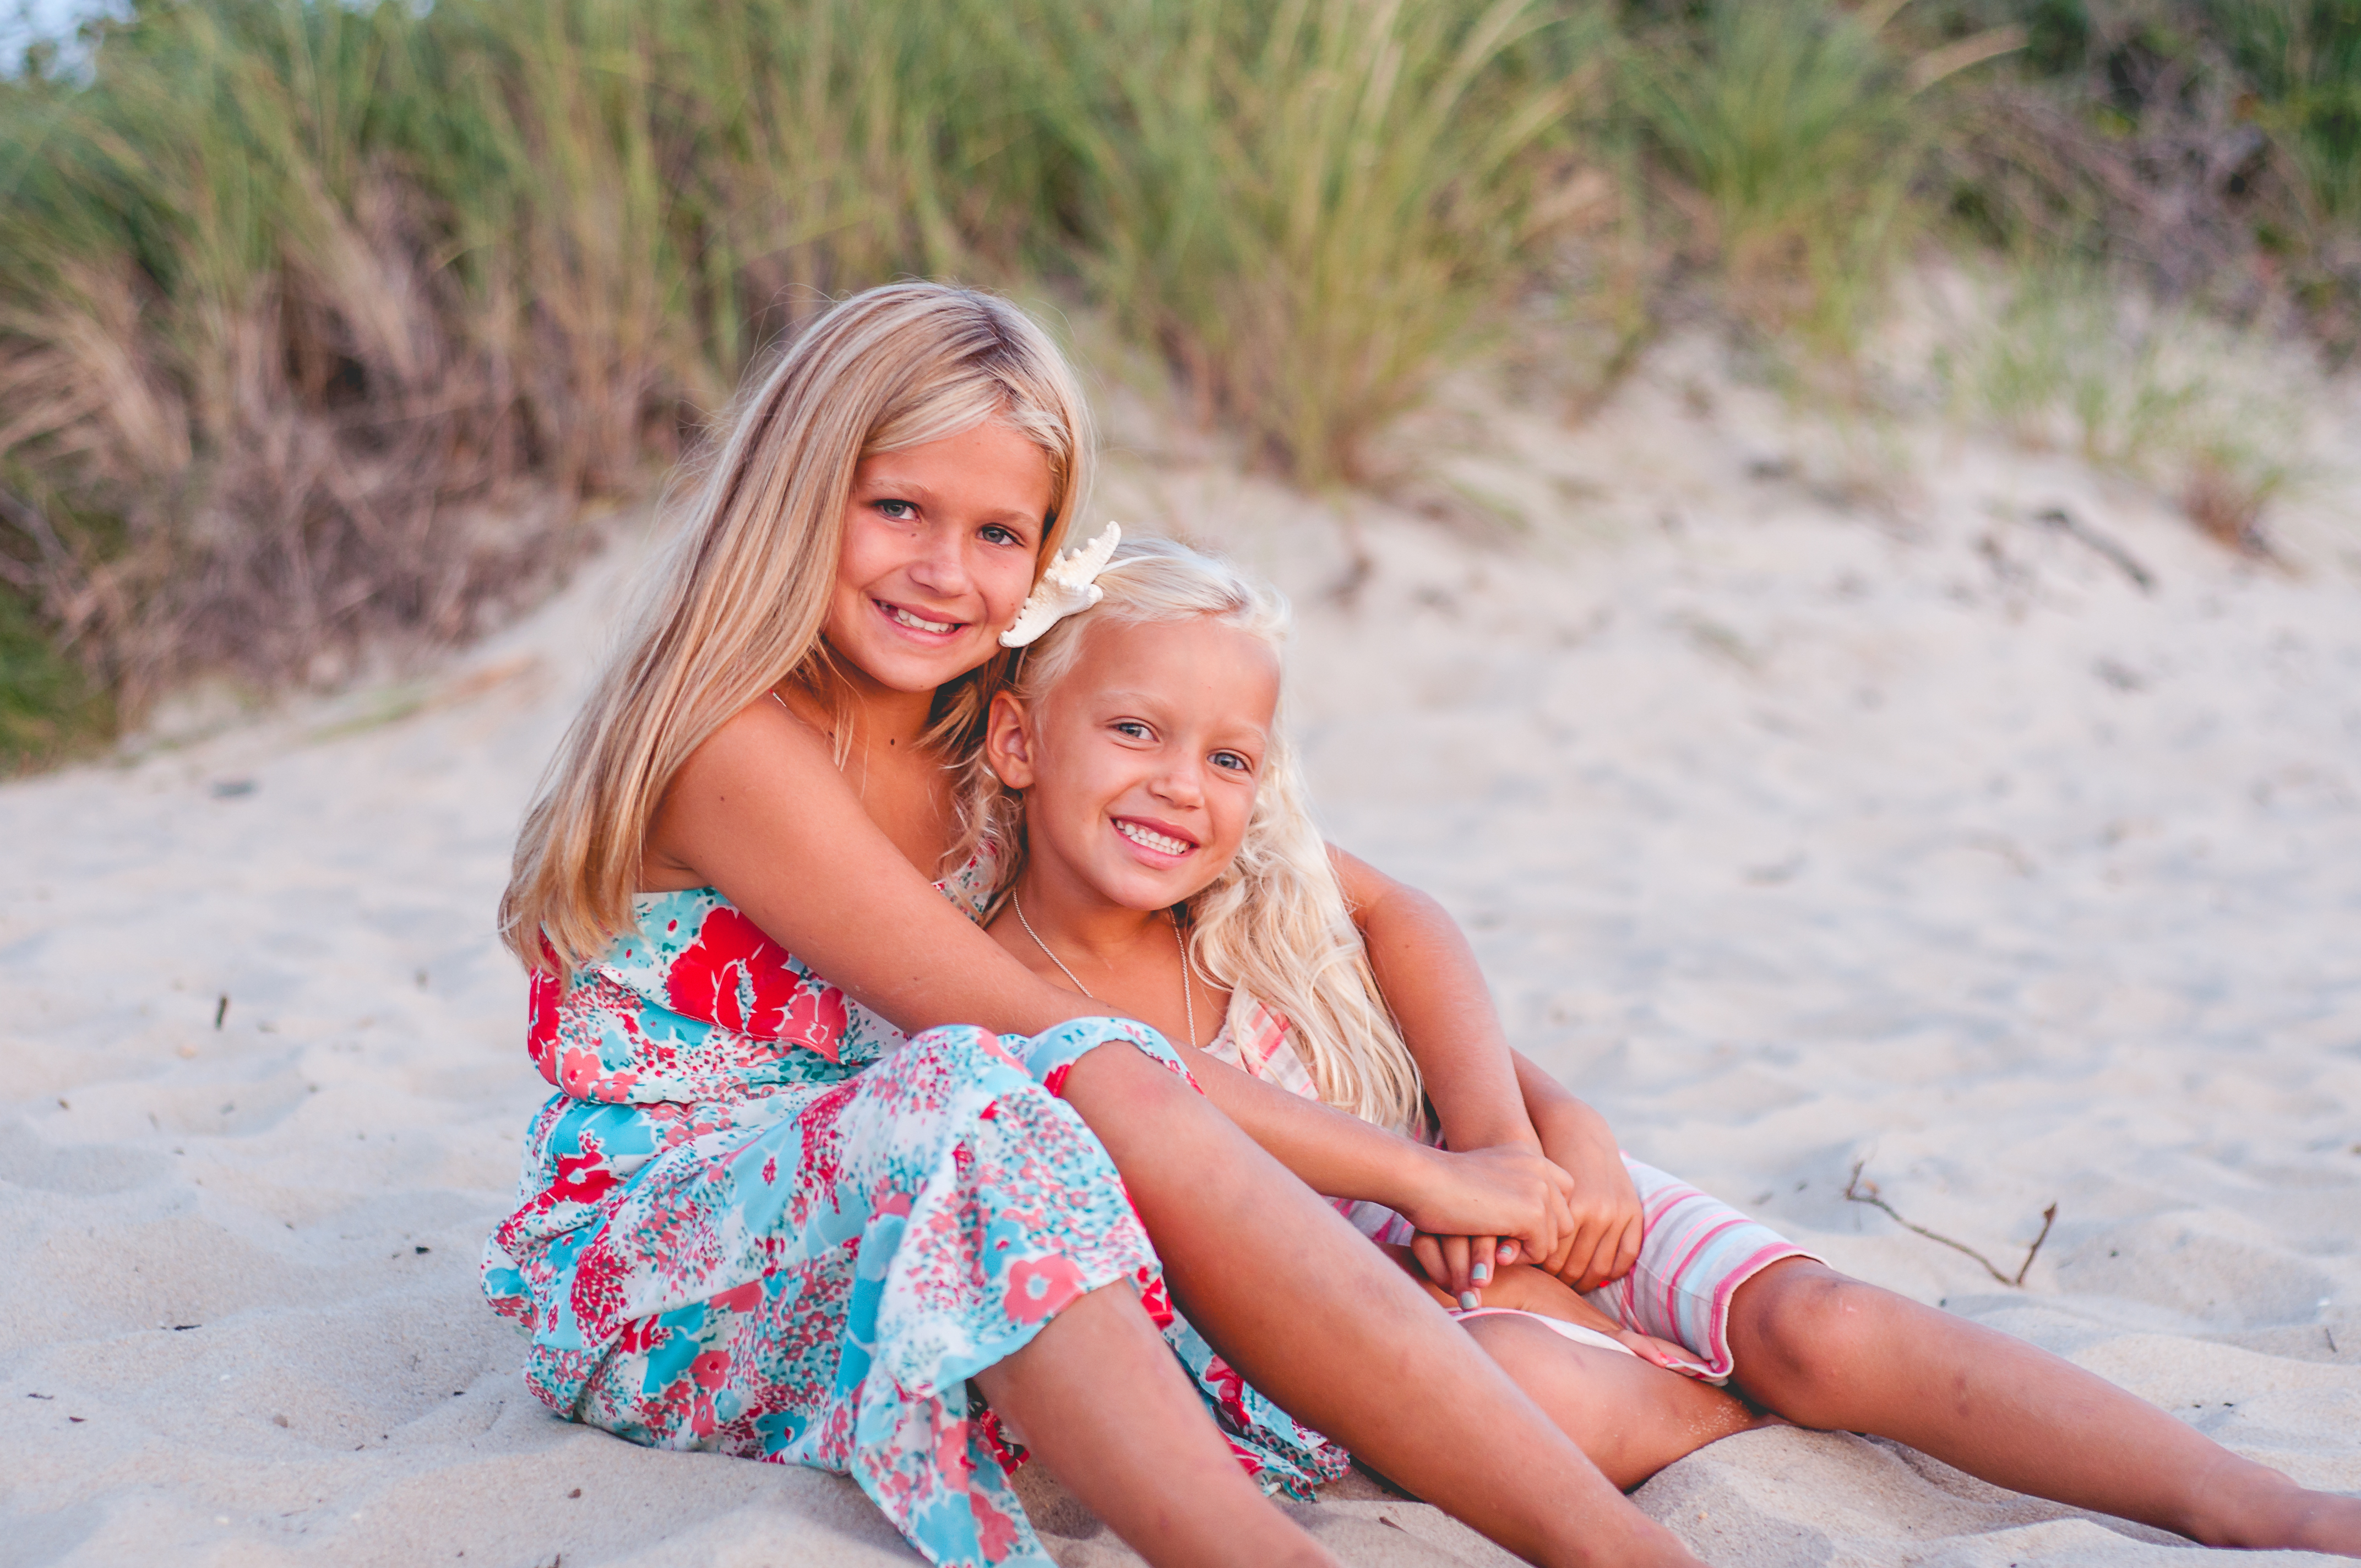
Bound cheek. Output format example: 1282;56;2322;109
981;549;1040;619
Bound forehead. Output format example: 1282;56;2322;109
1066;616;1280;724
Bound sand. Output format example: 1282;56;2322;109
3;324;2358;1566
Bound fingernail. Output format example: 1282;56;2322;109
1457;1291;1481;1311
1471;1262;1491;1285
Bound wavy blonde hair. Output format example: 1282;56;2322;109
502;282;1092;971
963;537;1423;1130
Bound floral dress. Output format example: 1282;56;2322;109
482;853;1346;1567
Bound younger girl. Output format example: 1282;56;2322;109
971;532;2361;1551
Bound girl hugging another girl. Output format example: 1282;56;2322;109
485;280;2359;1568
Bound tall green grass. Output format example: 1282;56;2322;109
1024;0;1592;485
1;0;2356;761
0;0;1575;752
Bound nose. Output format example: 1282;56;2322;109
1149;755;1205;811
902;521;972;600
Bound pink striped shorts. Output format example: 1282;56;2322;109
1574;1155;1816;1380
1343;1153;1815;1383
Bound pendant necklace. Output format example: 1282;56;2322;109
1012;895;1196;1048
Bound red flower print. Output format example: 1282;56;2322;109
692;1350;732;1390
549;1147;617;1205
663;907;848;1056
970;1488;1020;1558
1134;1270;1176;1332
934;1409;975;1487
1202;1352;1251;1427
526;959;562;1072
614;1313;670;1358
712;1280;763;1316
1002;1255;1084;1325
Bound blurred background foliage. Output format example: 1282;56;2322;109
1;0;2355;767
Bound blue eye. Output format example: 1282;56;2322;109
1212;750;1250;772
981;524;1022;546
1114;721;1151;741
874;499;916;521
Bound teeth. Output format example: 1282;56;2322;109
888;604;956;634
1117;820;1192;856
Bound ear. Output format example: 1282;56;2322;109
983;689;1038;790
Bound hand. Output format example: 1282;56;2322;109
1612;1326;1716;1380
1532;1103;1644;1293
1408;1232;1522;1308
1394;1144;1575;1298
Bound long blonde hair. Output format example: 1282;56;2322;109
503;282;1093;971
965;537;1423;1131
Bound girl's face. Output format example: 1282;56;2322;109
987;616;1281;913
824;421;1054;694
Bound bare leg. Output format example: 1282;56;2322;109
1457;1314;1777;1489
976;1281;1337;1567
1727;1259;2361;1555
1059;1044;1704;1568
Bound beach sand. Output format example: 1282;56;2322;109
4;330;2357;1566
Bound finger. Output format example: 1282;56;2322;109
1618;1331;1684;1373
1441;1234;1475;1308
1494;1238;1520;1268
1611;1212;1643;1284
1589;1219;1634;1293
1577;1219;1622;1294
1468;1237;1498;1292
1411;1233;1446;1286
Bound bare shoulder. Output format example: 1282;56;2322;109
643;695;848;889
1329;842;1410;913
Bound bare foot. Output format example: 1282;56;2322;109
2189;1459;2361;1556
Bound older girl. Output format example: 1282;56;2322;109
967;532;2361;1556
485;283;1703;1568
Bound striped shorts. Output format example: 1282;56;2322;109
1347;1153;1815;1384
1570;1155;1816;1380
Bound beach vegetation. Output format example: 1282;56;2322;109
1;0;2354;756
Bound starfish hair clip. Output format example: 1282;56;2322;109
999;522;1122;648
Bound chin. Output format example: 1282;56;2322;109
852;638;994;693
1097;864;1193;913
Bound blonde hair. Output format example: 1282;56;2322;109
965;537;1423;1131
502;282;1093;971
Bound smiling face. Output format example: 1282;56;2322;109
986;615;1281;913
822;420;1056;695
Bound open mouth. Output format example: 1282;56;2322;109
1114;818;1197;858
875;598;962;636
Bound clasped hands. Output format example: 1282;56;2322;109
1391;1116;1707;1378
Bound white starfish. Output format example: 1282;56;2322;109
999;522;1122;647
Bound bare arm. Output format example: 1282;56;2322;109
1332;845;1644;1292
650;701;1094;1036
1332;847;1535;1153
1190;1052;1572;1255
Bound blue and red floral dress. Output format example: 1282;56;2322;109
482;853;1346;1566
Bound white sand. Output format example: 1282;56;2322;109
4;327;2358;1566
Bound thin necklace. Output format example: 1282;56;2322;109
1012;895;1196;1047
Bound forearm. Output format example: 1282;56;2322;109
1188;1053;1436;1210
1514;1050;1604;1142
1337;850;1535;1153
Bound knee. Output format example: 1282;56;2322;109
1057;1032;1198;1114
1733;1264;1901;1415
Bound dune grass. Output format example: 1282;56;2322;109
0;0;2354;761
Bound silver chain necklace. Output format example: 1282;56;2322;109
1012;895;1196;1047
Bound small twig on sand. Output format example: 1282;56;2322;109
2033;506;2155;594
1844;1160;2058;1288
